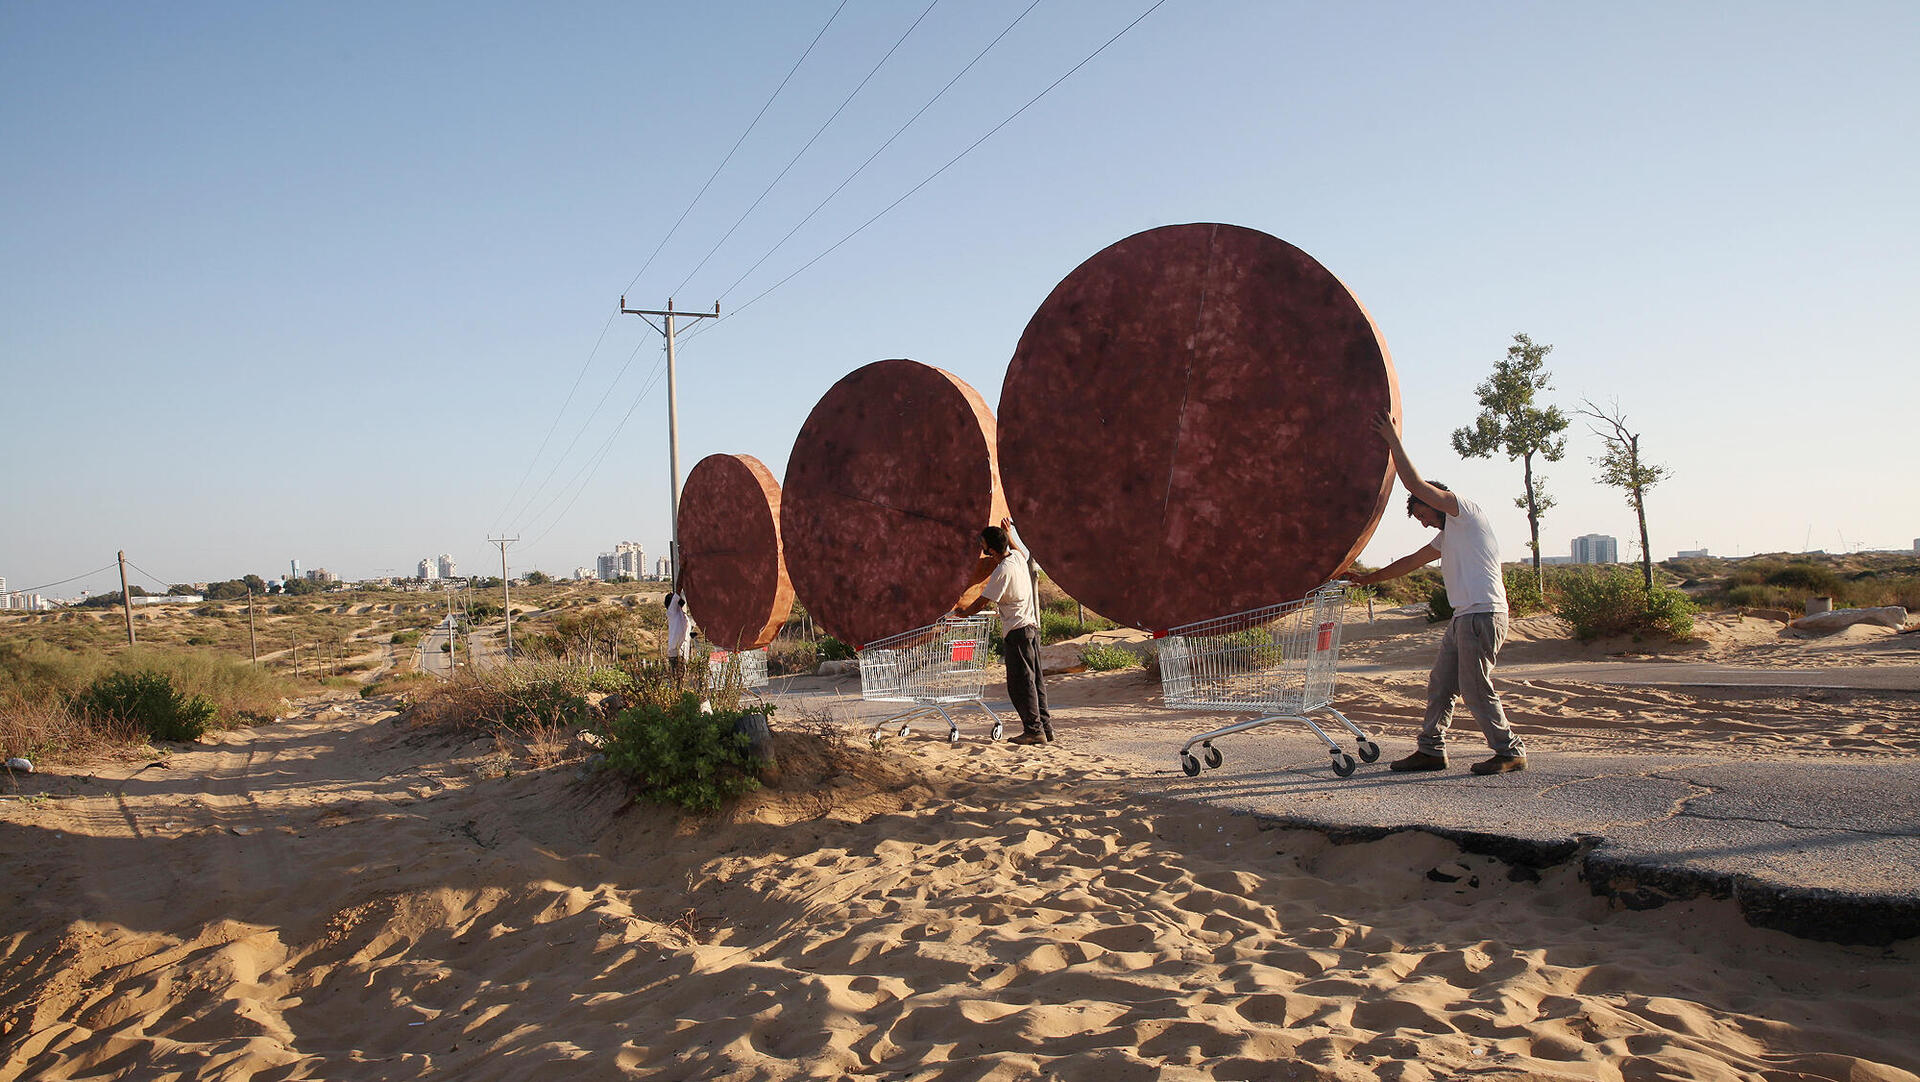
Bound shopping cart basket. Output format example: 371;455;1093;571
706;647;769;699
859;614;1003;743
1157;581;1379;777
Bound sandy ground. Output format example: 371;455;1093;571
2;610;1918;1081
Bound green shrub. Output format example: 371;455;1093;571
1039;609;1119;645
1504;566;1547;616
1426;583;1453;623
1556;567;1695;641
767;638;818;675
1766;563;1843;594
1081;643;1141;671
586;667;633;694
601;694;769;812
391;629;422;646
73;670;216;742
817;636;854;662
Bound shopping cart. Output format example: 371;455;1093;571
1157;581;1379;777
706;647;769;699
860;614;1004;743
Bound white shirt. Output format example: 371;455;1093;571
1432;496;1508;617
981;553;1039;632
666;593;692;658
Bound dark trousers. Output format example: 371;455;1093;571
1004;626;1052;737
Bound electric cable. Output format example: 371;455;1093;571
8;564;120;595
620;0;851;300
698;0;1046;319
692;0;1169;334
491;310;620;531
669;0;942;299
502;333;656;536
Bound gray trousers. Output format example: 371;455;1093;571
1419;612;1524;757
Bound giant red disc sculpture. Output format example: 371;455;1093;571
679;453;795;651
781;359;1008;649
998;223;1400;631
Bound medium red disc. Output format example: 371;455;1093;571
679;453;794;652
781;359;1007;649
998;223;1399;630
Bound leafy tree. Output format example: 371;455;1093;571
1579;399;1671;593
168;583;197;596
1451;333;1569;595
524;570;552;586
242;574;268;594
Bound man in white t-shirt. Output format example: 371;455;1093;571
1351;411;1528;775
954;516;1052;746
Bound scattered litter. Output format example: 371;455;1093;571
5;757;32;774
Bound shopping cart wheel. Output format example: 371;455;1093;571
1202;742;1223;770
990;721;1004;741
1357;740;1381;763
946;728;961;745
1180;752;1202;777
1331;751;1357;777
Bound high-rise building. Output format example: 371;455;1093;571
597;541;646;581
437;554;457;579
655;556;673;580
418;557;438;580
1571;534;1619;565
291;558;302;580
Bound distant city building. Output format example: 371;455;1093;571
1914;538;1919;552
4;592;48;611
437;554;457;579
597;541;646;581
573;566;596;581
1571;534;1619;565
1538;555;1574;565
306;568;339;584
291;559;302;580
418;557;438;580
1676;548;1711;559
656;555;673;580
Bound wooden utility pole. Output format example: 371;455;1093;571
619;297;720;585
489;536;519;660
247;587;258;665
117;550;135;645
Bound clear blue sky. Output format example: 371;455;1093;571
4;1;1916;600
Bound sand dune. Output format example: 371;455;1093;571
3;689;1916;1081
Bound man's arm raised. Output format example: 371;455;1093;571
1372;410;1459;517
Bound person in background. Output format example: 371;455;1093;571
954;516;1052;746
664;589;694;682
1350;410;1528;775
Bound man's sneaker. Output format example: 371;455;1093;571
1390;751;1448;772
1471;754;1527;775
1007;731;1046;746
1042;726;1056;743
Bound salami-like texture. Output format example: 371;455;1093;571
678;453;794;651
781;360;1008;648
998;224;1399;631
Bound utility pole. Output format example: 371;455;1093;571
247;587;258;665
619;297;720;586
489;536;518;660
117;550;135;645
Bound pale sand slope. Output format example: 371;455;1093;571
3;691;1917;1082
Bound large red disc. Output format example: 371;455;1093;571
998;223;1399;631
679;453;794;651
781;360;1007;649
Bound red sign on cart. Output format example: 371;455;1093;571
1316;622;1334;652
950;640;979;661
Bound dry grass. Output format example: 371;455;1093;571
0;689;143;764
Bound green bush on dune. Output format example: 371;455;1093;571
72;670;217;743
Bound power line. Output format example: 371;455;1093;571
698;0;1047;317
669;0;942;299
696;0;1170;333
502;332;656;535
492;310;621;532
520;350;680;552
619;0;852;300
8;564;119;595
124;560;176;592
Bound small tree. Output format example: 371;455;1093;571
1579;399;1670;593
1452;333;1569;595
